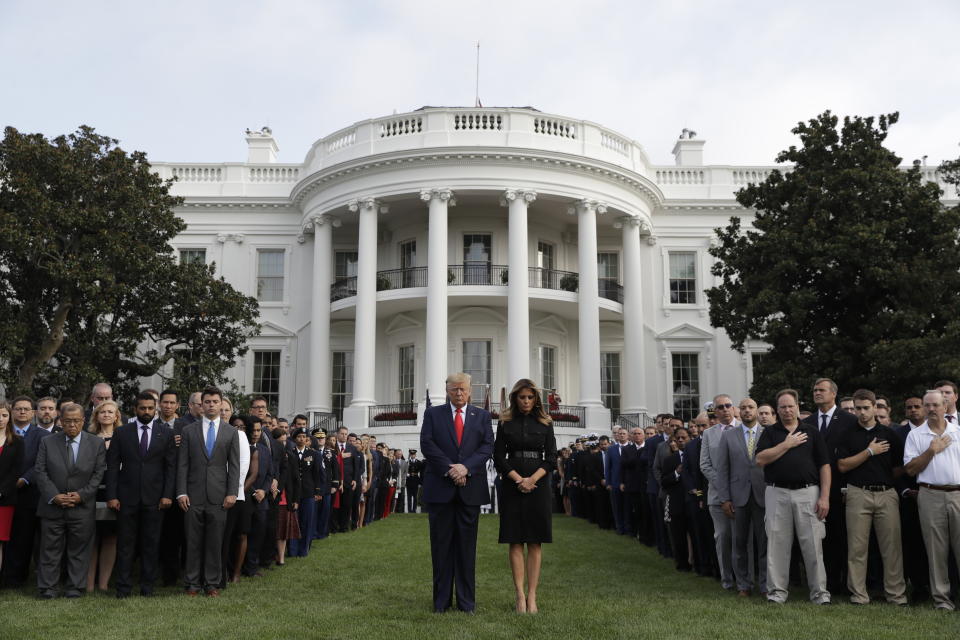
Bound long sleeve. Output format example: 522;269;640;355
77;439;107;505
493;421;513;475
540;425;558;473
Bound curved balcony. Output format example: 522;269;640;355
329;266;622;303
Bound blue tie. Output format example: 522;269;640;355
205;420;216;457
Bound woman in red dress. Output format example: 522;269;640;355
0;402;24;573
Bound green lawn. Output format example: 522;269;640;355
1;514;956;639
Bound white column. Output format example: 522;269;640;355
619;215;648;414
306;213;339;415
422;188;454;406
504;188;536;386
572;199;611;427
343;197;384;428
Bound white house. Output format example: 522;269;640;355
147;107;954;451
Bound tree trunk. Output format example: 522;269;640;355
16;299;73;393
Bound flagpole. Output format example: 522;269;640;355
475;41;480;107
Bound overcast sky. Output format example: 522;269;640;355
2;0;957;167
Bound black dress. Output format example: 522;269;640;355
493;412;558;544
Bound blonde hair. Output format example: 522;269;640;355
446;372;472;387
90;400;122;434
500;379;552;426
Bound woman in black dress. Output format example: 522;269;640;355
494;378;557;614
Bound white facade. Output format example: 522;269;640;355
148;108;955;451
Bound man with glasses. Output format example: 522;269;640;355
34;403;107;598
420;373;493;614
894;395;930;602
2;396;53;588
699;394;739;590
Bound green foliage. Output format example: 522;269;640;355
0;125;260;401
707;111;960;406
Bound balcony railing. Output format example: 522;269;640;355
369;403;418;427
310;412;338;434
329;265;622;303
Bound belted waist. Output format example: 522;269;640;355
508;450;544;460
919;482;960;492
768;482;817;490
849;484;893;492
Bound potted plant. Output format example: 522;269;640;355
447;269;455;284
376;275;391;291
560;273;578;292
500;269;509;284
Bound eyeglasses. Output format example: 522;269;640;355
715;403;734;410
61;419;84;426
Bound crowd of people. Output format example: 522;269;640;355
0;384;425;598
555;379;960;609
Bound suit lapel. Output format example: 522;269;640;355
58;433;71;470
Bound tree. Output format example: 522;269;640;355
707;111;960;406
0;126;260;400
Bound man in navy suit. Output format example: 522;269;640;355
604;427;628;534
420;372;494;614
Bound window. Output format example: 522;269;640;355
463;234;492;284
536;242;555;288
601;352;621;418
253;350;281;415
598;251;620;301
669;252;697;304
179;248;206;265
332;351;354;422
399;241;417;287
540;345;557;404
398;345;415;407
751;352;767;389
462;340;492;402
335;251;359;279
672;353;700;422
256;249;285;302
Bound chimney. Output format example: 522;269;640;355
245;126;279;163
671;128;705;166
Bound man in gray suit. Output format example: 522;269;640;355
699;394;738;590
176;386;240;597
33;402;107;598
714;397;767;597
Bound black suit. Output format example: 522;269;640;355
160;416;193;585
661;450;692;571
802;407;857;594
105;420;177;595
894;423;930;600
1;425;52;587
333;442;363;533
619;442;647;540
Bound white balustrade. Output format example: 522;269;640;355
453;112;503;131
171;166;223;182
379;116;423;138
326;129;356;153
248;166;300;182
534;117;577;139
600;131;629;156
655;169;705;185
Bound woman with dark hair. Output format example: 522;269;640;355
225;415;254;585
0;402;24;573
272;427;300;566
242;416;273;577
493;378;558;614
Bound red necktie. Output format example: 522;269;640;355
455;408;464;446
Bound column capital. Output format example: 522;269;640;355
613;214;652;234
347;197;389;214
419;188;456;205
567;199;608;216
501;188;538;206
301;213;342;233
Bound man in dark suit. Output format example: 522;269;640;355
176;386;240;597
106;391;177;598
33;403;107;598
366;435;382;524
333;425;363;533
287;428;323;557
2;395;53;588
619;427;648;540
160;389;190;586
642;427;666;551
406;450;423;513
714;397;767;597
604;427;628;534
420;373;494;614
801;377;857;595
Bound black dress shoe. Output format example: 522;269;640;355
64;590;82;599
38;592;57;600
116;591;131;599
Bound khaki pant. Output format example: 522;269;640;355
764;485;829;603
844;486;906;604
917;486;960;610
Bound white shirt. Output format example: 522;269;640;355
235;430;250;501
904;420;960;486
450;403;466;423
818;405;837;431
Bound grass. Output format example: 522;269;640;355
2;514;957;640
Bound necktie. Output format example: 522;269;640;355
820;414;828;435
67;438;76;467
948;415;955;423
747;429;756;460
454;408;464;446
140;425;150;457
206;420;216;457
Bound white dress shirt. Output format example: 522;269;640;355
235;429;250;500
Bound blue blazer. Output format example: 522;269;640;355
604;442;623;488
419;403;494;506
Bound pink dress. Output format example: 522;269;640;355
0;445;14;541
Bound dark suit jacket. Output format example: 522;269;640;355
18;424;51;487
802;407;857;492
105;421;177;506
643;434;664;495
604;443;623;488
291;447;322;502
620;443;647;493
660;451;685;516
248;440;275;511
0;436;25;505
176;418;240;505
681;439;703;496
894;423;921;494
337;442;364;484
420;403;494;506
33;431;107;519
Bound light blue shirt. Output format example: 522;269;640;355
742;423;759;449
